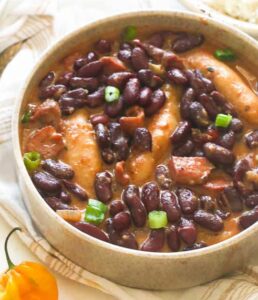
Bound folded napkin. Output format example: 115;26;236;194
1;1;258;299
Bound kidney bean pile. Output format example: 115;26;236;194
21;27;258;252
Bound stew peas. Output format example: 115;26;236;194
20;27;258;252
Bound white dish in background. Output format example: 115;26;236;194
179;0;258;38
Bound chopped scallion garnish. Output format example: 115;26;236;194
105;86;120;103
123;25;137;42
148;211;168;229
21;111;31;123
214;49;236;61
88;199;107;213
215;113;232;128
23;151;41;172
84;206;105;225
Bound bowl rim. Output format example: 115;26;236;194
12;10;258;260
179;0;258;37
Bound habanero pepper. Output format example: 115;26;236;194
0;227;58;300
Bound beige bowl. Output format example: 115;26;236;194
12;11;258;290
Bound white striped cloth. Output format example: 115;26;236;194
1;1;258;299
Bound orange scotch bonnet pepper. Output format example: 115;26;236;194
0;227;58;300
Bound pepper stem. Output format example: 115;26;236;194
4;227;21;269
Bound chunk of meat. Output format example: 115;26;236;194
60;110;102;196
30;99;62;130
186;50;258;124
100;56;127;74
203;178;233;191
125;84;181;185
168;156;214;185
26;126;65;159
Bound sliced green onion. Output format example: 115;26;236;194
105;86;120;103
123;25;137;42
88;199;107;213
148;211;168;229
23;151;41;172
215;113;232;128
84;206;105;225
214;49;236;61
21;111;31;123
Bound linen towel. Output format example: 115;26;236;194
1;1;258;299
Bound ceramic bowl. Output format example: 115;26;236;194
12;11;258;290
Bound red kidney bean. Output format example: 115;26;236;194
113;211;131;231
131;47;149;71
73;51;98;71
77;60;103;77
122;185;147;227
123;78;140;105
200;195;216;212
138;69;163;89
177;188;198;214
104;96;124;118
59;88;87;115
189;101;210;127
172;33;204;53
32;171;61;194
109;200;126;216
229;118;243;133
90;113;110;126
180;87;195;119
106;218;138;249
95;39;111;53
39;71;55;88
239;206;258;229
140;229;165;252
160;190;181;222
233;158;251;189
217;131;236;150
63;180;88;201
120;42;133;51
210;91;237;116
118;49;132;65
183;241;207;251
192;149;205;157
155;165;173;190
56;72;73;86
198;93;219;119
221;186;243;212
144;89;166;116
69;77;98;91
45;196;71;211
162;51;184;70
133;127;152;152
95;123;110;149
173;139;194;156
42;159;74;179
178;218;197;246
39;84;67;100
107;72;135;88
141;182;160;212
245;130;258;149
139;87;152;107
101;148;116;164
186;70;207;95
86;86;105;108
73;221;109;242
109;122;129;161
194;210;224;231
94;171;113;203
167;225;180;251
60;190;71;204
245;193;258;208
203;142;235;165
170;121;192;144
167;68;188;85
147;32;164;48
